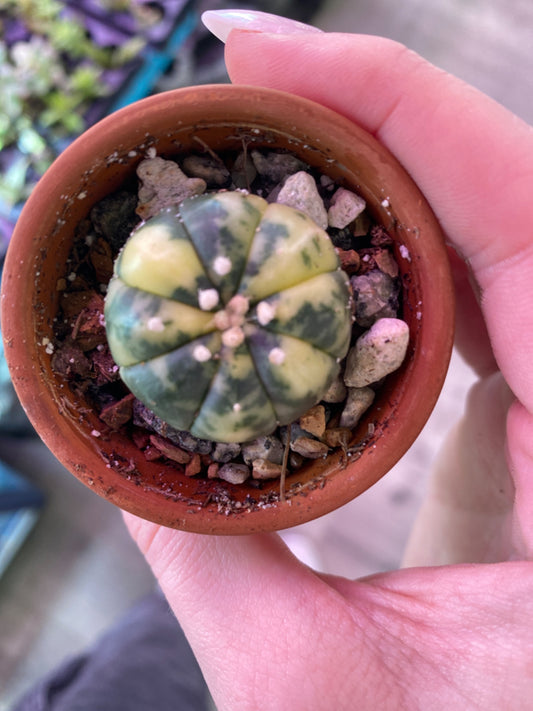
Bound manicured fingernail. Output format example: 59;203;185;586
201;9;322;43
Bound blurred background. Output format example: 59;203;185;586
0;0;531;707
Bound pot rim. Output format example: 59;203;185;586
1;84;454;534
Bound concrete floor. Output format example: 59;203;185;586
1;0;531;707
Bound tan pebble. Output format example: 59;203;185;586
149;434;191;464
218;462;250;485
252;459;283;480
184;452;202;477
338;249;361;273
339;387;375;429
322;373;348;403
207;462;220;479
290;436;330;459
299;405;326;438
323;427;352;449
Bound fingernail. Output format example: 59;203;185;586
201;9;322;43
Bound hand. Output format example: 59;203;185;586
125;15;533;710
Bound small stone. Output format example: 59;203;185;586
212;442;242;463
100;394;135;430
344;318;410;388
242;436;284;465
339;387;375;429
327;188;366;229
351;270;400;328
251;150;307;182
299;405;326;438
337;248;361;274
290;436;330;459
323;427;352;449
136;157;206;220
252;459;284;480
184;453;202;477
322;373;348;403
181;154;231;186
149;434;191;464
276;171;328;230
374;250;399;278
207;462;220;479
218;462;251;485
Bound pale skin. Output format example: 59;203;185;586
125;30;533;710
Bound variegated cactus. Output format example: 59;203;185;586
104;191;352;443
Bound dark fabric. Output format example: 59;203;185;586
12;591;210;711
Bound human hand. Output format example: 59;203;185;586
125;11;533;710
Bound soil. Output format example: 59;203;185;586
50;145;403;488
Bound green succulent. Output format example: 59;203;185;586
105;191;353;443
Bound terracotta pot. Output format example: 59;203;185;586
1;85;454;534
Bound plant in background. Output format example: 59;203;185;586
0;0;145;211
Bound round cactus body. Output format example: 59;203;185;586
104;191;352;443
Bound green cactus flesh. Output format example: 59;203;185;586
105;191;352;443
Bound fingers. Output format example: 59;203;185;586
507;402;533;555
402;373;517;566
124;514;350;709
225;31;533;411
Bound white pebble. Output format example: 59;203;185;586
344;318;410;388
327;187;366;229
276;171;328;230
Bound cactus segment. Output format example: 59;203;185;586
179;192;266;305
105;278;216;367
105;191;352;443
191;343;277;443
245;325;340;425
237;202;339;302
119;332;222;432
249;271;352;358
116;210;212;307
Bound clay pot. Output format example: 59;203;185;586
1;85;454;534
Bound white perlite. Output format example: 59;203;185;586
344;318;410;388
327;188;366;229
276;171;328;230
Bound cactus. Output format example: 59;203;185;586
104;191;352;443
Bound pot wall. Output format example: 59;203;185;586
1;85;454;533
